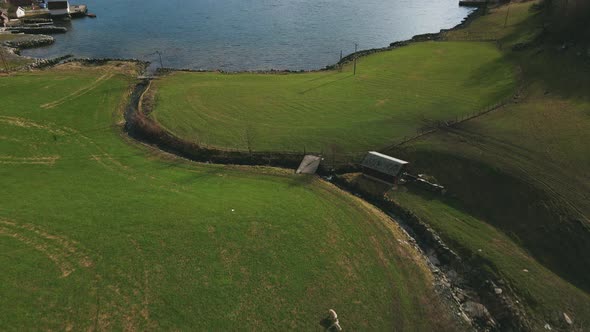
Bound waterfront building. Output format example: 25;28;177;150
46;0;69;17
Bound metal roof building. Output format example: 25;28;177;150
361;151;409;184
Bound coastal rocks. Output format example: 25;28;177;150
389;40;409;48
67;57;149;67
25;54;73;70
2;34;54;49
411;32;442;42
463;301;495;328
5;26;67;34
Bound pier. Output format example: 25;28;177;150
5;26;67;34
69;4;88;18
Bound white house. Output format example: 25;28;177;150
46;0;70;17
16;6;49;18
16;6;24;17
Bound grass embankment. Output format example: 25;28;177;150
384;1;590;329
150;42;515;154
0;64;458;330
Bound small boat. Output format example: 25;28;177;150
87;13;96;18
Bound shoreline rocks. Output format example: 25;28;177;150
1;34;54;50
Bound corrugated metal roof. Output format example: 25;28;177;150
361;151;408;176
296;155;321;174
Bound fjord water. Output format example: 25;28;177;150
22;0;472;71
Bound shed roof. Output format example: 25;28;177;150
296;155;321;174
361;151;408;176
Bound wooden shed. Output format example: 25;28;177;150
361;151;408;184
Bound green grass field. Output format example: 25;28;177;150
0;63;459;330
151;42;516;153
147;2;590;328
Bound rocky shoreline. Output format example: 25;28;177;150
1;33;54;49
0;33;55;71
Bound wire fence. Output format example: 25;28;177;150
380;65;524;152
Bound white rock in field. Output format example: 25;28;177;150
494;288;503;295
522;269;529;273
460;312;471;324
544;323;552;330
563;312;573;325
328;309;338;321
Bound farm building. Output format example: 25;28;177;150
16;5;49;18
46;0;69;16
361;151;409;184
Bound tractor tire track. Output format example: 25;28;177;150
0;218;153;330
41;72;114;110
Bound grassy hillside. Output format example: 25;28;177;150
383;1;590;329
393;188;590;330
150;42;516;154
0;63;458;330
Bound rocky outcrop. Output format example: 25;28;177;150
2;34;54;50
5;26;67;34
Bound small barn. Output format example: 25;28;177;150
361;151;408;184
46;0;69;16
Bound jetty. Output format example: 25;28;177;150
69;5;88;18
5;26;67;34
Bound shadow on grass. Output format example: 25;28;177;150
299;74;353;95
319;317;333;330
397;148;590;294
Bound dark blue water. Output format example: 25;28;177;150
22;0;472;71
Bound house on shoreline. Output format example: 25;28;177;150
16;5;49;18
46;0;69;17
12;0;71;18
